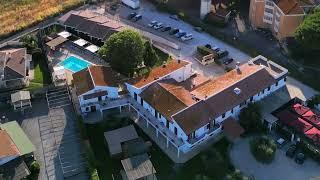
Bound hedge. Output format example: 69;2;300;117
197;46;213;55
298;140;320;164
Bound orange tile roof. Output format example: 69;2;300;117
128;60;189;89
158;79;196;106
0;130;20;158
73;65;123;95
191;64;263;100
276;0;304;15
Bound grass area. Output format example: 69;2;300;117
31;52;51;85
85;115;234;180
0;0;84;39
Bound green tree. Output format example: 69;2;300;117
239;103;263;134
225;169;249;180
295;8;320;51
20;35;38;53
143;41;159;68
98;30;144;77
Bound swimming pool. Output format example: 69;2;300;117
59;56;92;72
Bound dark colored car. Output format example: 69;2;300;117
205;44;211;49
217;50;229;59
132;14;142;22
175;31;186;38
169;14;179;21
127;12;137;20
295;153;305;164
169;28;179;35
194;26;203;32
161;26;171;32
223;58;234;65
286;145;297;158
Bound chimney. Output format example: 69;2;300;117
236;61;241;74
178;59;181;64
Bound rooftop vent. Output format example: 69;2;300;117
234;87;241;95
162;64;166;68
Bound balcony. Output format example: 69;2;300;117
187;124;222;145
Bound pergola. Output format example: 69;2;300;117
11;91;32;111
58;31;72;38
73;38;88;47
85;44;99;53
46;36;68;50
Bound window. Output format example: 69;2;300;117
240;101;247;107
86;107;89;111
134;93;137;101
250;96;253;102
174;127;178;135
268;86;271;91
284;77;287;82
262;89;265;94
231;108;234;114
188;132;195;140
266;1;273;6
155;110;158;118
166;120;169;128
222;113;226;118
263;16;272;21
276;81;279;86
98;96;102;101
140;98;143;106
264;8;273;14
206;123;210;130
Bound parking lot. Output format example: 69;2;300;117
93;0;251;78
230;137;320;180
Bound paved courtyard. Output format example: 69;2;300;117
1;97;88;180
230;138;320;180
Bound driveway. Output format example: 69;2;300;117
230;138;320;180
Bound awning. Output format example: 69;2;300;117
73;38;88;47
46;36;68;49
85;44;99;53
58;31;72;38
222;117;244;140
11;91;31;103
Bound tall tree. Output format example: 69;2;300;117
98;30;144;77
295;8;320;51
239;103;263;134
143;41;159;68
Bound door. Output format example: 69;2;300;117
91;106;96;112
134;93;137;101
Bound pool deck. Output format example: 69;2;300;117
48;41;108;69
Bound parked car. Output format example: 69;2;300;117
148;20;157;27
217;50;229;59
132;14;142;21
286;145;297;158
295;153;305;164
169;14;179;21
175;31;186;38
223;58;234;65
161;26;171;32
181;34;193;41
127;12;137;20
154;22;163;30
169;28;179;35
211;46;220;52
194;26;203;32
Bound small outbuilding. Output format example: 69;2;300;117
120;153;157;180
11;91;32;111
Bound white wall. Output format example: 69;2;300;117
79;86;120;113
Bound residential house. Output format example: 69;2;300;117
200;0;231;21
73;65;125;113
249;0;316;40
0;48;31;90
0;121;36;179
126;56;288;153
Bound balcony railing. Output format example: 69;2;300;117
187;124;222;145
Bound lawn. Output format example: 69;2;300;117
26;52;51;91
0;0;84;39
85;115;234;180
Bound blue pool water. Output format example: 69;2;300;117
59;56;91;72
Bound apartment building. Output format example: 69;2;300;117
249;0;316;40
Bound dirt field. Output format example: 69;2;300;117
0;0;83;38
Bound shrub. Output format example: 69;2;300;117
297;140;320;164
29;161;40;174
250;136;276;164
239;103;264;134
197;46;213;56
